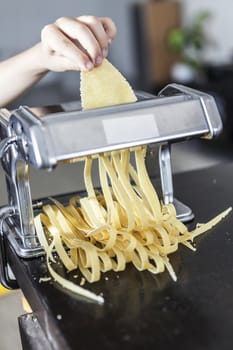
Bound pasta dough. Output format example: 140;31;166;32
80;59;137;110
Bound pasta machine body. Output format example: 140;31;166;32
0;83;222;290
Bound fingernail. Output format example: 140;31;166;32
95;56;103;66
108;37;112;44
85;61;94;71
102;48;108;57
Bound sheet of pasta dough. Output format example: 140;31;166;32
80;59;137;110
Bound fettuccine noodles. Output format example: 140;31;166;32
35;146;232;304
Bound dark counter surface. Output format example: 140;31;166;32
7;162;233;350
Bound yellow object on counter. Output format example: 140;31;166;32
0;284;12;297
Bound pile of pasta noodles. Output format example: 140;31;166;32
35;146;231;304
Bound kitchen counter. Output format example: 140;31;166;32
6;162;233;350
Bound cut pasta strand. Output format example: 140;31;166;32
35;146;232;304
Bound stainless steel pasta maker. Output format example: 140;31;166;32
0;83;222;290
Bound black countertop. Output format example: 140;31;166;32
8;162;233;350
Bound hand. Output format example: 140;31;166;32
40;16;117;72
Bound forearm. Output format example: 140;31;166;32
0;43;48;107
0;16;116;107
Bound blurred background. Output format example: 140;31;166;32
1;0;233;349
2;0;233;170
1;0;233;110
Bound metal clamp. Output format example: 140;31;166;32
158;143;194;222
0;135;18;158
159;143;173;205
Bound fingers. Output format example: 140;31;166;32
78;16;109;59
41;23;92;71
99;17;117;43
78;16;117;57
55;17;103;67
40;16;116;73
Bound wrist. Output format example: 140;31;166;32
23;43;49;78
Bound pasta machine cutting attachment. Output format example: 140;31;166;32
0;83;222;289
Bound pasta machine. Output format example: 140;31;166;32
0;83;222;292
